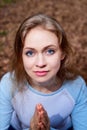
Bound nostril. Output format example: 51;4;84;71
36;64;46;68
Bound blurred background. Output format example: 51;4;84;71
0;0;87;82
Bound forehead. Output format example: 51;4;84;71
24;27;59;48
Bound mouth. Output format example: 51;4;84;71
34;71;49;76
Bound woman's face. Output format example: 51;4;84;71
22;27;64;84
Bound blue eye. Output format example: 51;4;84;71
47;49;55;55
26;50;34;57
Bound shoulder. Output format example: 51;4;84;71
70;76;85;84
0;72;13;85
63;76;87;101
73;76;86;85
64;76;86;89
0;72;15;98
0;72;12;80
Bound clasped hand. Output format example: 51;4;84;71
30;104;50;130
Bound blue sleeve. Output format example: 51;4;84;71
50;127;58;130
26;127;57;130
0;73;14;130
71;78;87;130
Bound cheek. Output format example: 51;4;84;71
22;57;33;70
52;61;61;69
48;56;61;68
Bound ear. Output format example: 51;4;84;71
61;52;65;60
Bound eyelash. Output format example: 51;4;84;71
25;49;55;57
46;49;55;55
25;50;34;57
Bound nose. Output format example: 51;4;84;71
36;54;46;68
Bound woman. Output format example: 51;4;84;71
0;13;87;130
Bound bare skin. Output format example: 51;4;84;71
30;104;50;130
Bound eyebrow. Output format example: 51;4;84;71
23;45;58;52
42;45;57;51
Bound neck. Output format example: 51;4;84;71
29;77;62;94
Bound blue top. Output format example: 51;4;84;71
0;72;87;130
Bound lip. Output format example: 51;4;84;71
34;71;49;76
